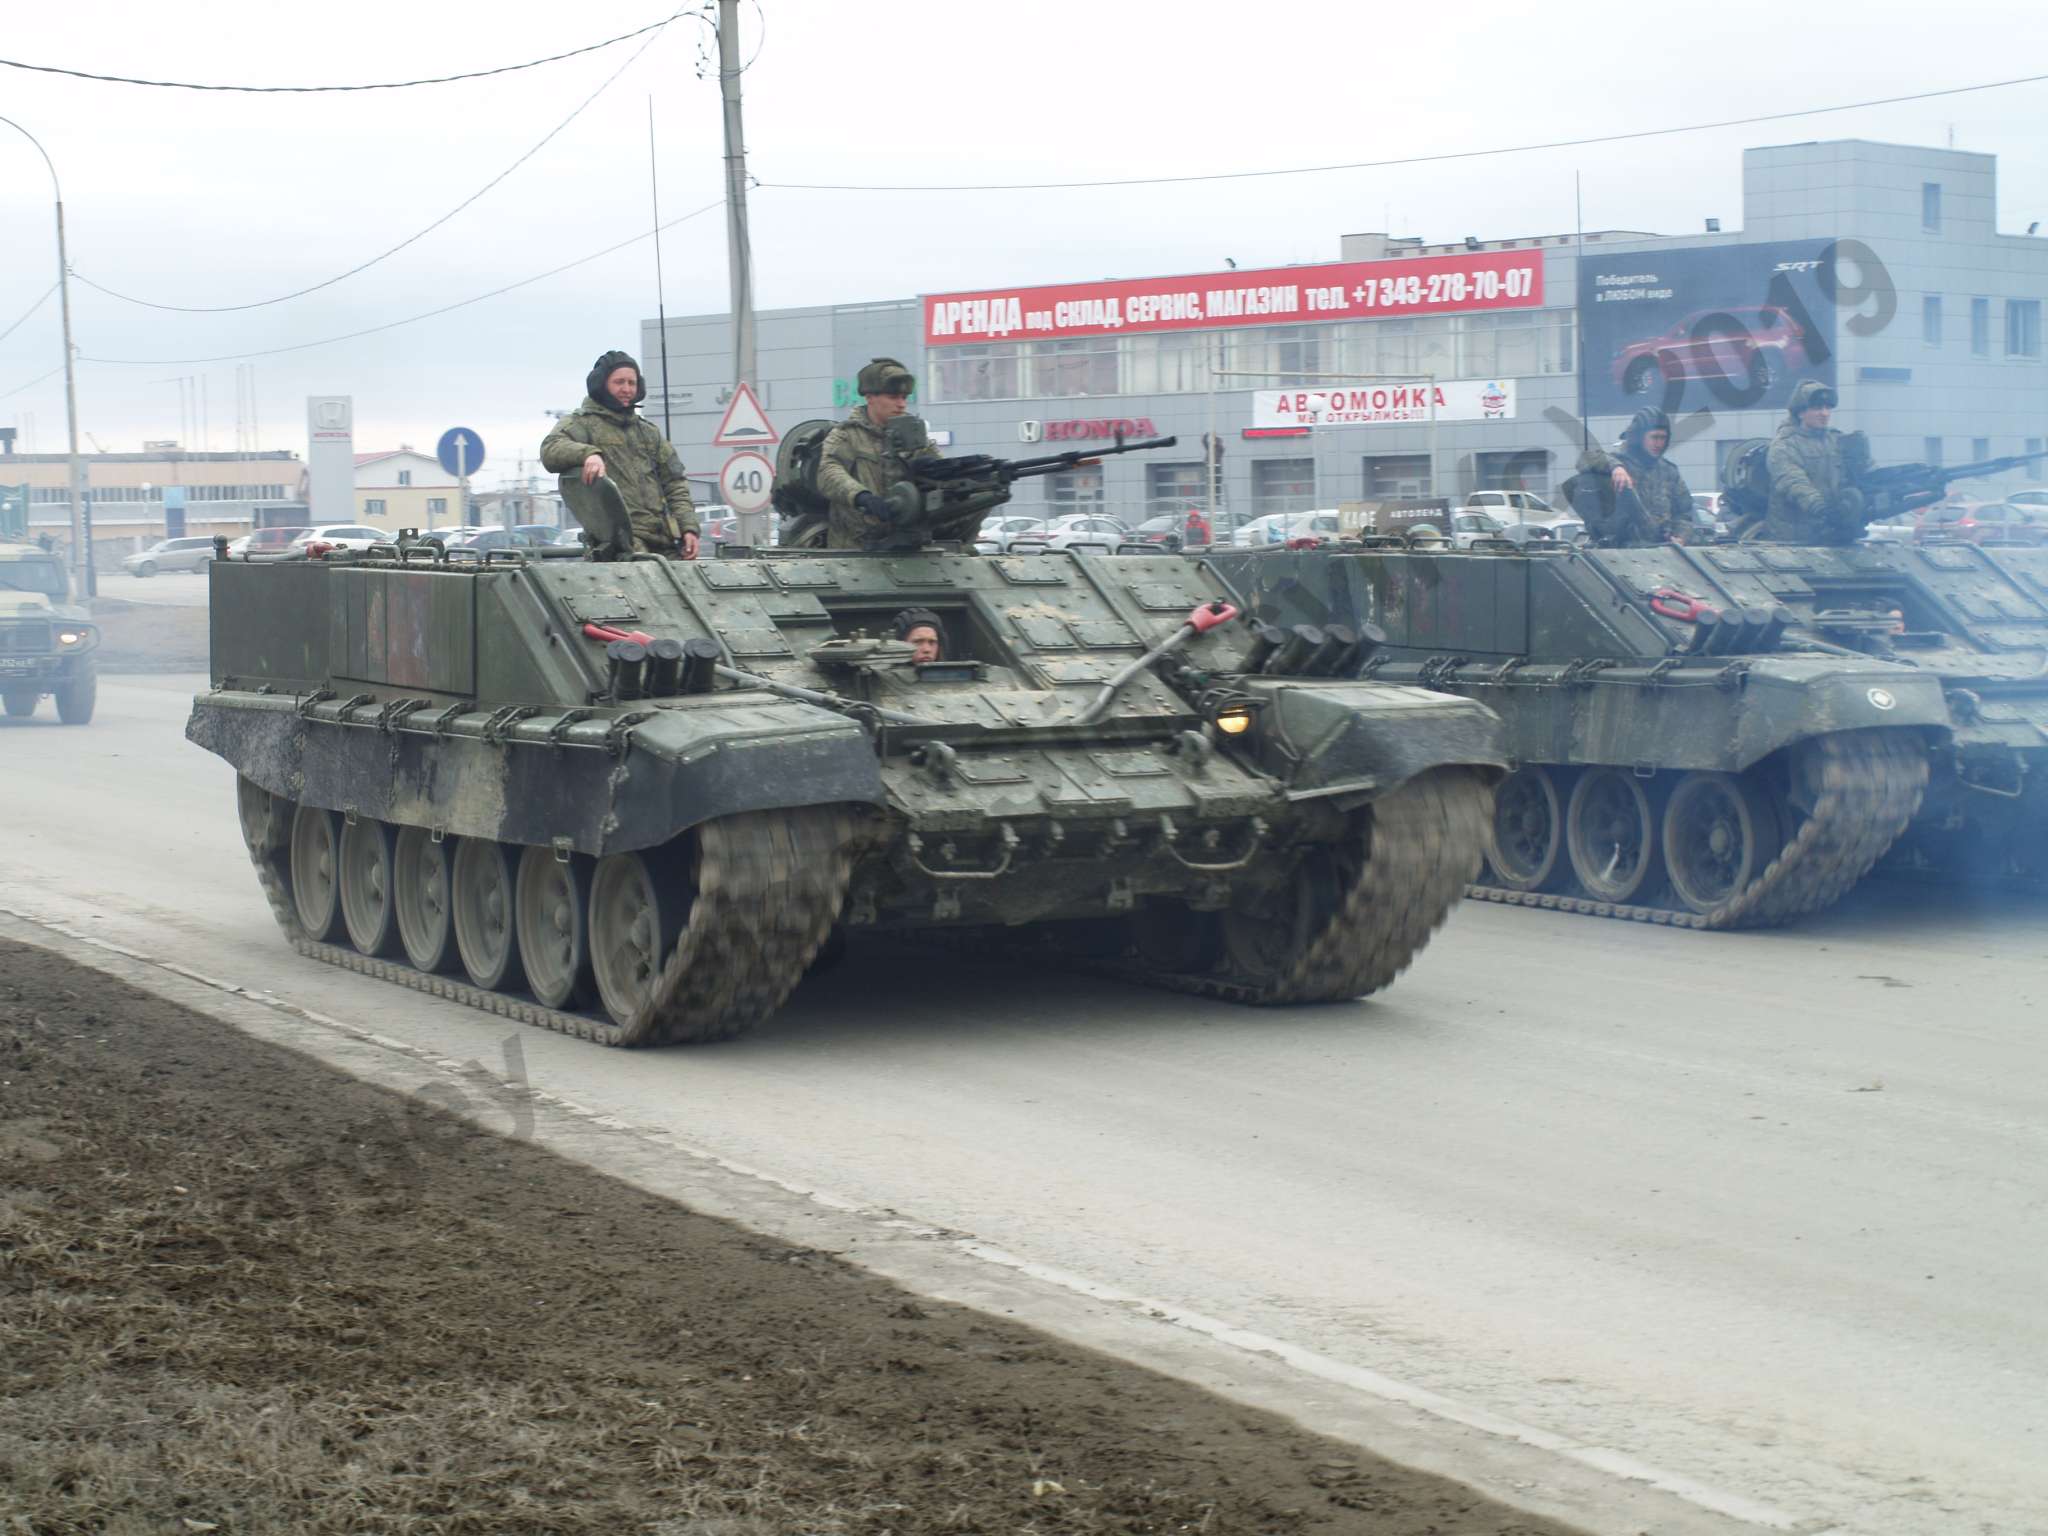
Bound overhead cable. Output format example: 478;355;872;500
0;362;64;400
0;281;58;346
760;72;2048;192
80;199;724;366
0;11;707;93
72;21;677;314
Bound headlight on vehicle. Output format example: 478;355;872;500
58;630;84;645
1213;704;1256;736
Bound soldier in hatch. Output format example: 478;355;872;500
1566;407;1694;546
819;357;939;549
540;350;699;558
891;607;946;664
1762;380;1865;545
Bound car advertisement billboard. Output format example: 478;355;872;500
924;249;1542;347
1577;239;1838;417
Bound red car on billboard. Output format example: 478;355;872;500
1611;306;1811;398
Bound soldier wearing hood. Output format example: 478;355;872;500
540;350;698;557
1565;407;1693;546
1763;380;1863;544
819;357;939;549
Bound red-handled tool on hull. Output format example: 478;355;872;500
1076;600;1239;724
582;621;657;646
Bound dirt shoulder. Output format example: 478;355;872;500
0;939;1578;1536
86;598;210;673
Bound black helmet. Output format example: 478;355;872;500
586;350;645;410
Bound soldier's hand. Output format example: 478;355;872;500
1838;487;1867;518
855;490;890;522
681;530;699;561
581;453;605;486
1610;465;1636;492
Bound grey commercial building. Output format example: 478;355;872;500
645;139;2048;529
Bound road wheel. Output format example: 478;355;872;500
1662;771;1783;915
55;665;95;725
394;827;459;972
289;804;347;942
589;848;689;1028
452;839;524;991
134;560;157;578
1220;843;1351;985
515;845;594;1009
2;690;36;718
1621;357;1660;396
338;818;403;957
1566;767;1661;903
1486;765;1564;890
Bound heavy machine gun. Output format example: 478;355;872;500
1720;434;2048;541
773;413;1177;550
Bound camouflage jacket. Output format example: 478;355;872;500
818;409;937;549
1763;422;1850;543
540;397;696;552
1570;442;1693;545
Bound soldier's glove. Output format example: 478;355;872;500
855;490;893;523
1837;486;1867;520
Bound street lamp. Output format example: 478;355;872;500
0;115;87;598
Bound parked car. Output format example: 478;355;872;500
1907;497;2048;546
1231;510;1342;547
1126;515;1189;551
1037;514;1130;552
440;526;553;555
551;526;587;548
1462;490;1561;527
2003;489;2048;513
288;524;391;555
1498;514;1588;547
1612;305;1811;397
224;526;310;560
122;536;217;577
973;515;1051;553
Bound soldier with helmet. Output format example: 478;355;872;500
1565;406;1694;547
541;349;699;558
891;607;946;664
819;357;939;549
1763;379;1865;544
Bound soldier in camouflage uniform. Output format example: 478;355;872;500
1763;380;1866;544
819;358;939;549
1565;406;1694;546
540;350;698;558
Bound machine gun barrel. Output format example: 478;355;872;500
1001;435;1179;480
1860;448;2048;507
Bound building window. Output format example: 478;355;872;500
1922;182;1941;232
427;497;448;516
1125;334;1210;393
364;498;387;515
1039;467;1104;517
397;469;412;486
1922;296;1942;347
1971;438;1990;463
1028;338;1118;398
1363;454;1433;498
2007;299;2042;357
1146;462;1207;518
1476;449;1551;494
1971;298;1990;355
1251;458;1315;516
1923;438;1942;467
929;342;1022;403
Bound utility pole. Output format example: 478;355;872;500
2;116;87;596
717;0;760;542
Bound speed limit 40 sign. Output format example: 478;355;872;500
719;451;775;513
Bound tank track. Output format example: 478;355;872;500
237;782;852;1047
1468;729;1928;930
941;767;1492;1006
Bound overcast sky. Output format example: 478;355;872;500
3;0;2043;489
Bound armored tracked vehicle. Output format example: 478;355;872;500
1208;538;2048;928
187;494;1505;1046
0;537;97;725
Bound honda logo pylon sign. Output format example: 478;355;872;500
924;250;1541;346
1252;379;1518;428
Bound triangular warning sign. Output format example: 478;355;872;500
712;382;779;448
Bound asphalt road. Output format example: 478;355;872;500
95;569;213;606
3;674;2042;1536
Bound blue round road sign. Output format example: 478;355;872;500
436;427;485;477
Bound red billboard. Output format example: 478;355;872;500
923;250;1542;347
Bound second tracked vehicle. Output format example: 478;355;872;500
187;480;1506;1047
1208;537;2048;928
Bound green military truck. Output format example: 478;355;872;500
0;507;97;724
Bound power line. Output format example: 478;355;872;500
0;11;708;93
0;282;58;346
760;72;2048;192
72;22;679;314
1;362;63;400
79;199;725;367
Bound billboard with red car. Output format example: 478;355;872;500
1578;239;1839;417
